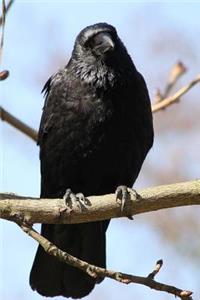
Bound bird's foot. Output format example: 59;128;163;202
63;188;87;209
115;185;137;219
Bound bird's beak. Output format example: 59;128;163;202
94;32;115;54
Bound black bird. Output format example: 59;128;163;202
30;23;154;298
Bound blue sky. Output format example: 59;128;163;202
1;1;200;300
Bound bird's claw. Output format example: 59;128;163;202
115;185;129;212
63;189;87;208
115;185;137;219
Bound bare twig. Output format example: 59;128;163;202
0;0;14;26
152;75;200;113
154;62;187;103
0;0;6;65
0;1;14;79
18;222;193;300
148;259;163;279
163;61;187;99
0;106;38;141
0;180;200;224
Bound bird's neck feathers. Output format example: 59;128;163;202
69;52;135;90
69;57;116;89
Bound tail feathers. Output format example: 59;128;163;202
30;222;107;298
30;243;63;296
30;245;95;298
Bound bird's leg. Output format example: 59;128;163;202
63;189;87;209
115;185;137;219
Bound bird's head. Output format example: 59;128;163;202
72;23;125;63
70;23;134;87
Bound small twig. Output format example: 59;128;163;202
154;88;163;103
148;259;163;279
152;75;200;113
0;1;14;79
0;0;14;26
0;106;38;141
154;62;187;103
18;222;193;300
163;61;187;99
0;0;6;65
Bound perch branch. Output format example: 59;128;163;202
18;222;192;300
0;180;200;224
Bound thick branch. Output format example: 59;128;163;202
1;180;200;224
18;223;193;300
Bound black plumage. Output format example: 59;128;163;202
30;23;154;298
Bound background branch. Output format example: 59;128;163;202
18;222;192;300
1;180;200;224
152;75;200;113
0;106;38;141
0;1;14;78
153;61;187;102
0;0;14;26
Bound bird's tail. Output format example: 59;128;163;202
29;221;108;298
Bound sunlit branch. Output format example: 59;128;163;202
1;180;200;224
152;75;200;113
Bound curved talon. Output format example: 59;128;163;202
127;187;138;200
63;188;72;202
76;193;87;205
63;189;87;209
115;185;129;212
115;186;136;220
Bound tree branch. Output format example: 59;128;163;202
0;106;38;141
0;0;14;80
154;61;187;102
1;180;200;224
152;75;200;113
0;0;6;65
17;222;193;300
0;0;14;27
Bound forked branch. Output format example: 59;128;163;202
152;75;200;113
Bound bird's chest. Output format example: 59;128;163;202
73;91;136;163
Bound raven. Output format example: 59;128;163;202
30;23;154;298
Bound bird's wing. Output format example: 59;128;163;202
37;73;63;146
